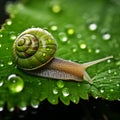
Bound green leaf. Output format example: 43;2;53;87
0;0;120;110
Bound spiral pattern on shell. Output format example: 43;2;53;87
13;28;57;70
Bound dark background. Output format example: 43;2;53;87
0;0;120;120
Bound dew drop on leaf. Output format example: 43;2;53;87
30;99;39;109
0;44;2;48
0;61;4;67
65;25;75;35
53;87;59;94
57;80;64;88
8;107;15;112
95;49;100;53
20;106;27;111
0;107;3;112
108;69;112;74
7;74;24;93
0;34;3;38
62;87;70;97
50;25;58;31
10;34;17;40
80;43;87;49
110;89;114;92
51;4;61;13
88;23;97;31
100;89;104;93
6;20;12;26
0;80;4;87
102;33;111;40
116;84;119;87
58;32;68;42
8;61;13;66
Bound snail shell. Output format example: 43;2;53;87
13;28;113;84
13;28;57;70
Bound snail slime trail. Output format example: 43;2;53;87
12;28;113;84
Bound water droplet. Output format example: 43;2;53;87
38;81;42;86
7;74;24;93
80;43;87;49
19;102;27;111
0;44;2;48
72;48;77;53
0;80;4;87
58;32;68;42
9;107;15;112
20;106;27;111
88;23;97;31
6;20;12;25
88;48;92;53
100;89;104;93
116;84;119;87
53;87;59;94
10;34;16;40
108;69;112;74
95;96;99;99
102;33;111;40
50;25;58;31
8;61;13;66
107;59;111;63
116;61;120;66
0;61;4;67
95;49;100;53
0;107;3;111
110;89;114;92
65;25;75;35
0;34;3;38
30;99;39;109
57;80;64;88
62;88;69;97
51;4;61;13
77;83;81;87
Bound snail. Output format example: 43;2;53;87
12;28;113;84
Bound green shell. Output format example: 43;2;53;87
13;28;57;70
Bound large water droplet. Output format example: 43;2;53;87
58;32;68;42
62;88;69;97
51;4;61;13
88;23;97;31
0;60;4;67
30;99;39;109
0;107;3;112
110;89;114;92
6;19;12;26
8;60;13;66
80;43;87;49
100;89;104;93
0;80;4;87
102;33;111;40
7;74;24;93
95;49;100;53
50;25;58;31
0;34;3;38
53;87;59;94
65;25;75;35
57;80;64;88
10;34;16;40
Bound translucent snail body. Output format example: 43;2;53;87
12;28;113;84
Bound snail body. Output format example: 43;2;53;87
13;28;113;84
